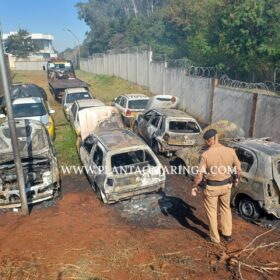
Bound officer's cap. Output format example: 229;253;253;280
203;129;217;140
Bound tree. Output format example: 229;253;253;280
5;29;37;58
76;0;280;81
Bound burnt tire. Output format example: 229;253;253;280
238;197;261;220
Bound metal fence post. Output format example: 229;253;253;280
0;31;29;215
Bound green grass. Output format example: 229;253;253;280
11;70;152;166
76;70;152;104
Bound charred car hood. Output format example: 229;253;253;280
79;106;124;140
0;119;50;164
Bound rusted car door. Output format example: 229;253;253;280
88;143;105;185
146;114;163;145
137;110;155;140
80;135;95;168
232;146;258;198
114;96;126;117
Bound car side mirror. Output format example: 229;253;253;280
42;66;46;71
49;109;55;114
0;113;6;119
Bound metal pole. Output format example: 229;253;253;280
0;29;29;214
65;29;80;69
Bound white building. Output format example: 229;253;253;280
3;32;57;60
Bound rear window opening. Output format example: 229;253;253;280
169;121;200;133
111;150;157;174
128;99;149;110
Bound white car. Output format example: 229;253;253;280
0;97;55;138
62;87;93;120
112;93;150;126
69;99;105;136
145;95;179;110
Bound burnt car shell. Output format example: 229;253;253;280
135;108;201;155
229;138;280;219
79;129;165;204
0;119;60;208
175;132;280;219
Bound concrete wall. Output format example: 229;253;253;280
80;51;280;143
15;61;47;71
254;95;280;142
212;87;254;136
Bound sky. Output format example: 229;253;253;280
0;0;89;52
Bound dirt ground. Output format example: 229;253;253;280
0;71;279;280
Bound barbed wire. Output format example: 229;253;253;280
185;66;224;78
219;75;280;94
107;45;149;54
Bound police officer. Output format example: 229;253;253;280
191;129;241;244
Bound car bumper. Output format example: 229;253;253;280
0;182;60;209
105;181;165;204
159;142;192;153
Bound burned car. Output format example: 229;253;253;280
0;120;60;208
76;105;124;151
79;129;165;204
175;121;280;220
133;108;202;156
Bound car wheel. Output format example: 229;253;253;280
152;140;159;154
238;197;261;220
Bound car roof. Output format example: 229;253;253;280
150;108;195;119
93;129;145;151
235;138;280;157
121;93;149;99
76;99;104;108
66;87;88;94
12;97;43;104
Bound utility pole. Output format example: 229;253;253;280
63;29;80;69
0;28;29;215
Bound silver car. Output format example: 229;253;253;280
62;87;93;120
134;108;202;156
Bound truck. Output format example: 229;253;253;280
45;59;89;102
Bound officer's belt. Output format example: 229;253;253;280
206;177;232;186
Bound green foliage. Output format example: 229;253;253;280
77;0;280;82
5;29;37;58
